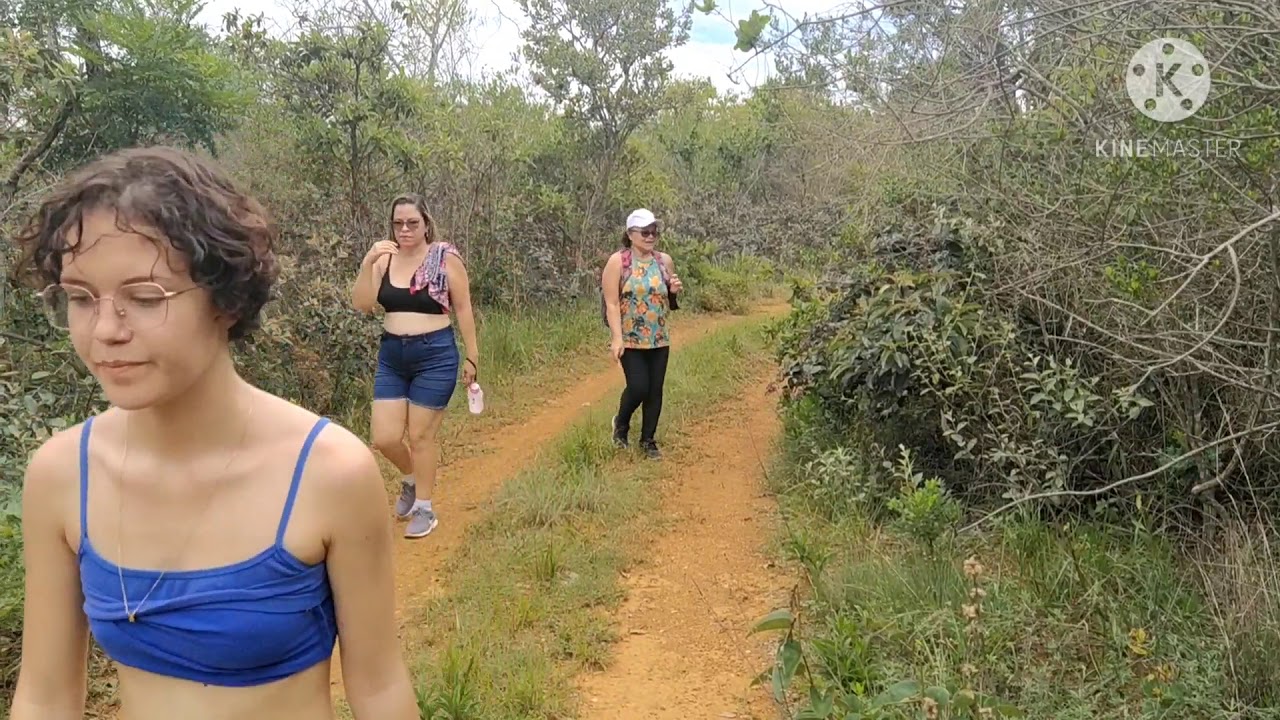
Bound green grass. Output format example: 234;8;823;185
464;301;605;397
396;317;771;719
752;414;1280;720
430;300;609;438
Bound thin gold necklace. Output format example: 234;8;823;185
115;395;257;623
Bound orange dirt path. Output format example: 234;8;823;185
575;358;791;720
329;308;778;701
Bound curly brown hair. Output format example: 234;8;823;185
14;145;280;341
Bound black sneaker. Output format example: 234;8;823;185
640;440;662;460
611;415;628;448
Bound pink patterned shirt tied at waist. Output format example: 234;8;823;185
409;241;462;312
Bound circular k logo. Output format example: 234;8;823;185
1126;38;1211;122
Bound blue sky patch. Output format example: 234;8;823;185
690;17;739;46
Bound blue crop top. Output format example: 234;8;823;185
77;416;339;687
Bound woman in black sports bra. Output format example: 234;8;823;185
349;194;479;539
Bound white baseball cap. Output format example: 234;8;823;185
626;208;662;230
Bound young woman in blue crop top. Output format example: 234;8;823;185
349;194;480;540
9;147;418;720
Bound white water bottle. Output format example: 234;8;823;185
467;382;484;414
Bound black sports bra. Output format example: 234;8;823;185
377;264;445;315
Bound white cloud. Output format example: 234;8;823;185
467;0;529;81
668;40;774;94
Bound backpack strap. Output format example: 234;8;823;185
617;248;633;291
656;252;673;283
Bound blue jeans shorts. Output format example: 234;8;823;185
373;326;460;410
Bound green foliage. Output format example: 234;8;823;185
415;646;483;720
514;0;693;257
660;233;776;313
770;210;1184;514
769;221;1280;713
748;599;1023;719
517;0;689;126
1103;256;1162;303
0;0;250;206
764;395;1280;717
266;17;423;236
731;10;770;52
797;445;879;520
885;446;962;551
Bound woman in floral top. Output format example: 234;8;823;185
601;208;683;459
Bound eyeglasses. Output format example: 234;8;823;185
630;228;660;238
37;282;199;331
392;220;421;230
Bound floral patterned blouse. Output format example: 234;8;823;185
620;255;670;349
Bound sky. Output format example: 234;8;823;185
194;0;844;95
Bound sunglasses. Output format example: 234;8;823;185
630;228;660;239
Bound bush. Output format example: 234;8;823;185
661;233;777;314
769;209;1254;524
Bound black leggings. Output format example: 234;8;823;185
616;346;670;442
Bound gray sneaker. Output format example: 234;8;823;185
394;480;416;518
404;507;439;539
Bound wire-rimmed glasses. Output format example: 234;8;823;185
37;282;198;331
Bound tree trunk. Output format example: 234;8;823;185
1;91;78;213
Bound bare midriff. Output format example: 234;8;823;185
114;660;335;720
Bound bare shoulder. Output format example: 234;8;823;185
22;419;91;540
295;416;383;502
253;392;381;498
24;417;92;489
444;248;467;272
25;422;83;486
297;420;387;547
311;421;377;468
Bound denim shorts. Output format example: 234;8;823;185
373;326;460;409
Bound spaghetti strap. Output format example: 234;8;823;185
275;417;330;546
79;416;95;542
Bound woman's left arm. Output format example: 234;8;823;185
662;254;683;296
319;433;417;720
445;253;480;383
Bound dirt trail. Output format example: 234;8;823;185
330;307;779;699
576;360;791;720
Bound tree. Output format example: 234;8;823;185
282;0;477;85
396;0;476;85
0;0;249;213
516;0;692;265
269;14;421;244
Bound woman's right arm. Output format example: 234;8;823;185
602;253;624;361
11;433;89;720
351;255;387;314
